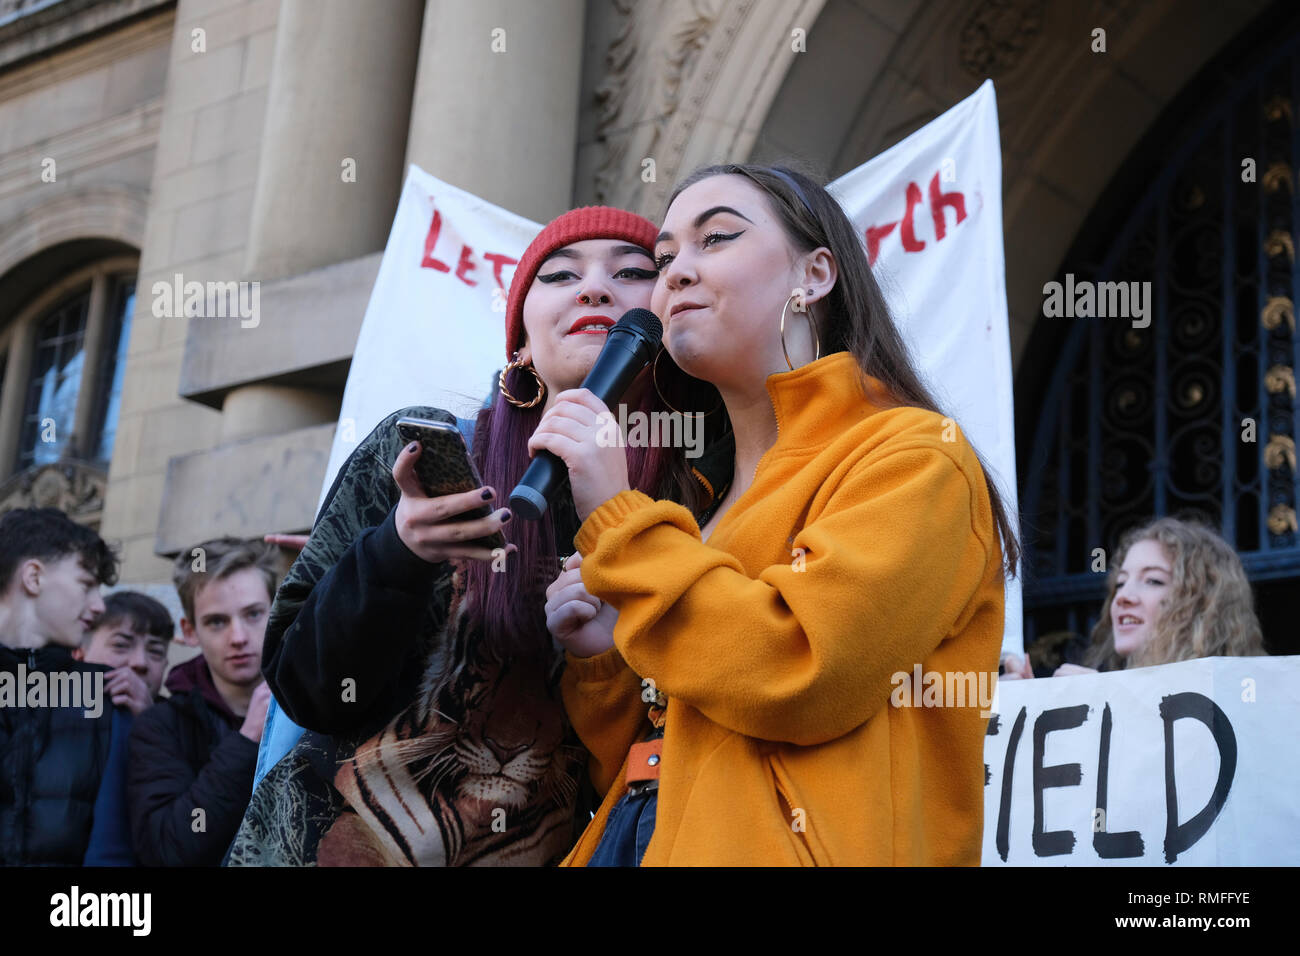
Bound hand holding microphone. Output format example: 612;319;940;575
524;389;632;521
515;308;663;521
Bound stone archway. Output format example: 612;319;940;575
578;0;1276;368
0;184;147;281
756;0;1276;367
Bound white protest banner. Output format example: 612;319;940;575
318;165;541;512
982;655;1300;865
830;78;1023;658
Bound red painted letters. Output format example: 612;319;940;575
863;168;969;265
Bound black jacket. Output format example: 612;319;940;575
0;643;119;865
261;407;465;738
126;656;258;866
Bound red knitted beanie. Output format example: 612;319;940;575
505;206;659;359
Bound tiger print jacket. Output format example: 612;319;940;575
230;407;594;866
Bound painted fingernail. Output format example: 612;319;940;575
407;442;419;453
481;487;494;500
500;510;512;523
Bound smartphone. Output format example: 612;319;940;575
394;416;506;551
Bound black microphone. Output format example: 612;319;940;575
510;308;663;520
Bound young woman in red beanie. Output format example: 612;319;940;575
227;207;730;866
533;166;1020;866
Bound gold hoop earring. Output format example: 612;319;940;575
780;291;821;371
499;355;546;408
652;348;724;417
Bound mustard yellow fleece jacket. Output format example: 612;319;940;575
559;351;1006;866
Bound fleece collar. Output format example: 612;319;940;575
764;350;883;455
688;352;878;504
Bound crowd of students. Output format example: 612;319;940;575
0;163;1272;867
0;509;279;865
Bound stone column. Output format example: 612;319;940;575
403;0;585;223
244;0;425;282
218;384;339;444
233;0;424;450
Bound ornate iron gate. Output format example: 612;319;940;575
1019;10;1300;654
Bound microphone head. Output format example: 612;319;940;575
511;307;663;523
509;483;548;522
613;308;663;348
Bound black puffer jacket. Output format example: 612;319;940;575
0;643;117;865
127;655;258;866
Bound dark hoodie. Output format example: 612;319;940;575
126;654;258;866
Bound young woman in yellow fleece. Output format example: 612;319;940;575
531;163;1020;866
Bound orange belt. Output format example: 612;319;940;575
625;738;663;794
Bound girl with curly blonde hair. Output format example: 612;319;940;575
1063;516;1267;674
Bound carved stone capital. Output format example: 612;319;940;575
587;0;824;215
959;0;1046;78
0;461;107;529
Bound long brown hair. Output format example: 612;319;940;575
664;163;1021;578
1084;516;1266;670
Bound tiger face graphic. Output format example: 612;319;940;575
320;633;583;867
447;664;569;813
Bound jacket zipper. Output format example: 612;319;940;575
21;649;36;862
771;757;819;866
690;467;713;500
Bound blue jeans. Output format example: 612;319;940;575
587;789;658;866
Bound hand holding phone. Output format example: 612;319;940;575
391;417;512;562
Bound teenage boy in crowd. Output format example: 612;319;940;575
74;591;173;715
126;537;277;866
0;507;132;865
